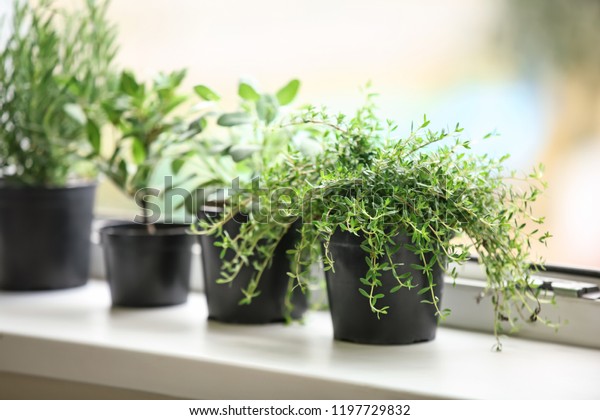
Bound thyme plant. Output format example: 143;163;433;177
303;101;555;345
0;0;117;186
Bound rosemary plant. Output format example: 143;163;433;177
0;0;117;186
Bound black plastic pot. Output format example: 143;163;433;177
198;208;307;324
0;183;96;291
325;230;444;345
100;223;194;307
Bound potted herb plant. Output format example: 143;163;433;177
224;94;555;347
172;79;318;323
301;100;555;346
0;0;117;290
96;69;196;307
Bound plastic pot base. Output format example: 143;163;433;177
101;223;194;308
198;209;308;324
0;183;96;291
325;230;444;345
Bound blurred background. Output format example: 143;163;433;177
3;0;599;269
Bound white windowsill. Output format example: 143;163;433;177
0;280;599;400
89;219;600;349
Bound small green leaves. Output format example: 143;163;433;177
483;129;499;139
217;112;252;127
184;80;553;347
238;81;260;101
194;85;220;101
276;79;300;105
421;114;430;128
274;97;552;343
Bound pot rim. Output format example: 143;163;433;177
100;222;192;237
0;180;98;191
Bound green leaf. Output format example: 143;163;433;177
256;95;277;124
168;69;187;88
359;277;371;286
63;103;87;125
390;285;403;293
119;70;139;96
238;81;260;101
217;112;252;127
60;76;82;96
117;160;128;185
86;121;101;154
101;101;122;124
229;144;262;162
171;158;185;174
188;117;207;133
426;254;438;270
358;288;370;299
275;79;300;105
194;85;220;101
131;138;146;164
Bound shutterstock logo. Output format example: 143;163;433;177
131;171;458;227
132;176;311;226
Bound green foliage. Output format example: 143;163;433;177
185;79;327;314
193;85;220;102
199;78;303;173
168;78;309;214
304;99;555;343
0;0;118;186
98;69;189;198
200;90;556;343
276;80;300;106
238;81;260;101
192;150;324;310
